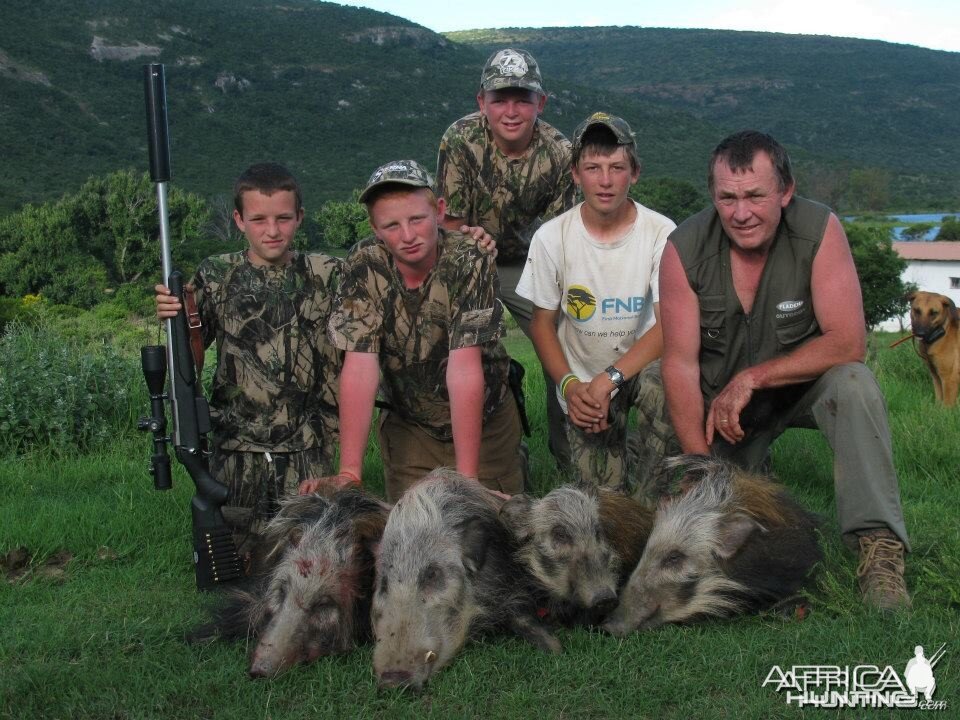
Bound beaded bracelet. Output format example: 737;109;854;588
559;373;579;398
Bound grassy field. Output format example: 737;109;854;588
1;328;958;719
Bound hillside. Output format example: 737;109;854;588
0;0;472;213
1;2;957;215
448;27;960;209
1;0;726;215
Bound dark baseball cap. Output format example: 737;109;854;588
359;159;434;204
480;48;544;95
572;112;641;167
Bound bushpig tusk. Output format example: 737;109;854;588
424;650;437;664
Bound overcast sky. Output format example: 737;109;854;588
335;0;960;53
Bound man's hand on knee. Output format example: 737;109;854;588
705;371;757;444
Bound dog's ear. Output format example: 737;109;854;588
944;295;959;323
905;291;917;304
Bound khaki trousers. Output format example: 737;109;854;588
378;398;527;502
712;362;910;550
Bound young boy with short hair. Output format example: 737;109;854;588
517;113;677;495
436;47;576;469
155;162;342;554
300;159;526;502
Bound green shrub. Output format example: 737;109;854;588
935;215;960;240
109;283;157;318
0;320;144;456
0;297;25;331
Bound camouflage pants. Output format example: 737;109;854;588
565;360;679;506
212;445;334;556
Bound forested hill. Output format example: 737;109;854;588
449;27;960;210
1;2;957;215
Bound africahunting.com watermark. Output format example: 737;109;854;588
763;643;947;710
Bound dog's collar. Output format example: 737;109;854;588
921;325;946;345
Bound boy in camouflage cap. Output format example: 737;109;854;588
155;163;342;563
436;47;576;469
517;113;678;500
300;160;526;502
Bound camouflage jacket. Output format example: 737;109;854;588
436;112;575;264
328;230;510;441
192;251;342;454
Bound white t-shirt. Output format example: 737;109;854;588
516;200;674;411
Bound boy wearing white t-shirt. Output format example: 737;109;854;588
517;112;678;494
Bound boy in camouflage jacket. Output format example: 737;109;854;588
155;163;341;559
300;160;526;502
436;48;575;469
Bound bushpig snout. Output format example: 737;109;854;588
378;669;414;688
588;587;618;614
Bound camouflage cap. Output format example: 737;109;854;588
480;48;544;95
572;112;641;168
359;159;434;204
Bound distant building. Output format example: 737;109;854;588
878;241;960;331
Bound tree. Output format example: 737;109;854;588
630;177;707;224
935;216;960;241
900;222;936;242
312;191;370;249
70;170;210;285
846;168;892;212
842;221;909;329
800;164;847;210
205;193;245;249
0;170;209;308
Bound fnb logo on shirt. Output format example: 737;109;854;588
602;297;645;314
566;285;645;322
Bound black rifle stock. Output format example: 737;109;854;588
138;63;241;590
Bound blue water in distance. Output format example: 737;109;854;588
846;213;959;241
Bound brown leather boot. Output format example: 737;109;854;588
856;529;911;610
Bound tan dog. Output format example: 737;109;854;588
908;291;960;406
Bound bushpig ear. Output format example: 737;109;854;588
716;513;764;559
499;494;533;539
458;518;490;575
353;511;387;559
288;527;304;549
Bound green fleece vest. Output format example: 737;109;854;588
670;196;831;420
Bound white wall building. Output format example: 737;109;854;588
877;241;960;331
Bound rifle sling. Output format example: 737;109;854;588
185;291;205;374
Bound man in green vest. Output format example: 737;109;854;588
659;130;910;610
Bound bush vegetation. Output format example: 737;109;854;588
935;215;960;240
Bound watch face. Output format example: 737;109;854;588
606;366;624;386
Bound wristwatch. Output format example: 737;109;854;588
605;365;626;389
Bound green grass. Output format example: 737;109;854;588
2;329;958;719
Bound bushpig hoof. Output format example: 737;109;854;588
509;615;562;654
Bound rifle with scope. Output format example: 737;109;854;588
137;63;242;591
